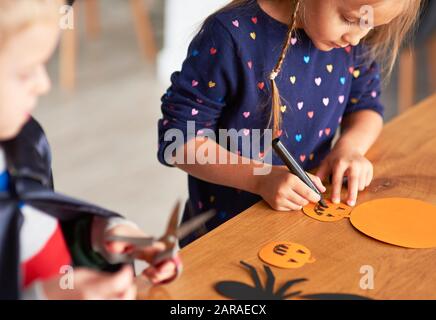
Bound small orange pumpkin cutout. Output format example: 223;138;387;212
258;241;316;269
303;200;353;222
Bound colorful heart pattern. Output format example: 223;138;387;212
162;17;382;198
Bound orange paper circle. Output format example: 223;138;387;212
303;200;353;222
258;241;315;269
350;198;436;249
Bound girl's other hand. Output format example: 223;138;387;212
316;145;373;207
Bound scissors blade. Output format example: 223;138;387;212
176;209;216;240
160;201;181;242
152;209;216;265
105;235;155;247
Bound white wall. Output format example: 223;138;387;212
157;0;229;85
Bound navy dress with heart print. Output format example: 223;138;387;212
157;1;384;247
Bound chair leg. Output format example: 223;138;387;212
427;34;436;94
59;3;78;91
398;47;416;114
84;0;100;39
130;0;158;64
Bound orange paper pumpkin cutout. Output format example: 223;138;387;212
258;241;316;269
350;198;436;249
303;200;353;222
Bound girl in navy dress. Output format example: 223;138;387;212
158;0;422;246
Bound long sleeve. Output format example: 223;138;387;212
157;16;243;167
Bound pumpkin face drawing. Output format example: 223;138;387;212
303;200;353;222
258;241;315;269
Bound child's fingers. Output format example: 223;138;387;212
279;204;303;211
144;261;176;284
358;171;367;191
308;173;326;192
346;167;360;206
366;165;374;187
275;198;304;211
285;189;310;207
133;242;166;262
143;263;167;280
157;261;177;279
286;202;304;211
331;163;348;203
105;241;134;254
293;180;321;203
150;241;166;251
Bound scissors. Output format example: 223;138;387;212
106;201;215;284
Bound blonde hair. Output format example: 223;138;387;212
0;0;64;49
211;0;423;137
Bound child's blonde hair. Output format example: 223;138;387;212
0;0;64;49
212;0;423;137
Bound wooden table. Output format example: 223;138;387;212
138;94;436;300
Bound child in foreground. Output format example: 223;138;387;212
0;0;179;300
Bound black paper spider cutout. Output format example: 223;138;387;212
215;261;371;300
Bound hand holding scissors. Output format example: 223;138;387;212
105;201;215;285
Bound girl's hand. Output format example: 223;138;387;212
316;144;373;207
104;225;179;285
42;266;136;300
255;165;326;211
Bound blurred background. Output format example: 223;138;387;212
35;0;435;236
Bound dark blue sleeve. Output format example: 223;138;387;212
157;17;241;167
343;46;385;118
